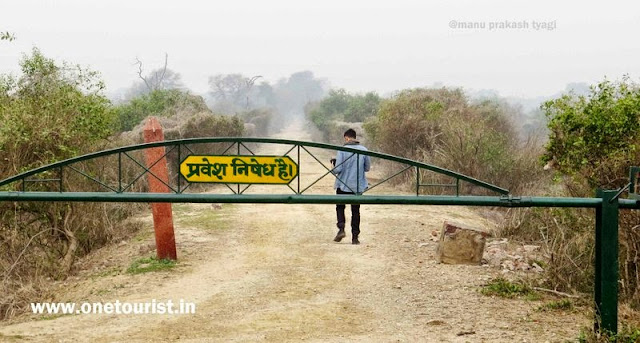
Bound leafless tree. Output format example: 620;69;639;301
208;74;262;109
133;53;183;93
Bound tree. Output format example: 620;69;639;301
275;71;326;116
305;89;381;143
207;73;264;113
345;92;381;122
363;87;535;193
0;49;119;302
287;71;326;101
306;89;378;128
364;88;462;159
125;53;184;100
254;81;277;108
114;89;208;132
542;76;640;190
0;48;114;172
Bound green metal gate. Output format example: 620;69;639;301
0;137;635;335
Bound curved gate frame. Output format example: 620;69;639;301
0;137;509;195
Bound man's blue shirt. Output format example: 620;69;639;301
333;142;370;194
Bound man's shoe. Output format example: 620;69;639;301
352;237;360;245
334;229;346;242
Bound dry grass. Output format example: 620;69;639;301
1;135;148;320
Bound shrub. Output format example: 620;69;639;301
239;108;274;136
537;299;573;312
542;76;640;191
114;89;209;132
306;89;380;143
0;49;141;320
578;324;640;343
503;76;640;306
480;278;537;299
127;257;176;275
364;87;542;194
0;48;115;173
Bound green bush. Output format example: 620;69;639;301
0;48;114;173
578;324;640;343
537;299;573;312
239;108;274;136
114;89;208;132
177;113;244;139
480;278;537;299
503;76;640;306
0;49;140;320
364;87;541;194
306;89;380;143
127;257;176;275
543;76;640;191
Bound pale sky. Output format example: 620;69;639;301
1;0;639;98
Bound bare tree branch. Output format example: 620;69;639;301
134;57;152;92
532;287;580;298
245;75;262;108
158;53;168;90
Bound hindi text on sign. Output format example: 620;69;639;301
180;155;298;184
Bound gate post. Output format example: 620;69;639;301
143;117;177;261
594;189;618;335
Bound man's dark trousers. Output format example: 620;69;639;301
336;188;360;237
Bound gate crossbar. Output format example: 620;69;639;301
0;192;636;208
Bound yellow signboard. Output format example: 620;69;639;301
180;155;298;184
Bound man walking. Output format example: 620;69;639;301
331;129;371;244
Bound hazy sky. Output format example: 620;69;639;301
1;0;639;98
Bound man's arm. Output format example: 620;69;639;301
364;154;371;172
333;151;344;174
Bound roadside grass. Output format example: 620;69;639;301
39;314;67;321
480;278;539;300
89;266;121;279
577;325;640;343
174;204;232;229
133;227;154;242
529;258;547;268
118;204;233;276
0;333;24;341
126;257;177;275
537;299;573;312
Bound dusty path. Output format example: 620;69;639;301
0;120;587;342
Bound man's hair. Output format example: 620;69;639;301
344;129;357;139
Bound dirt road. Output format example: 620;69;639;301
0;120;587;342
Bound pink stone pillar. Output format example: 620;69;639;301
143;117;177;260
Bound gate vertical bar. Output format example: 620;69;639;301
58;166;63;192
594;189;619;335
237;142;240;194
118;152;122;193
416;167;420;196
297;145;300;194
177;144;181;193
356;153;360;195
